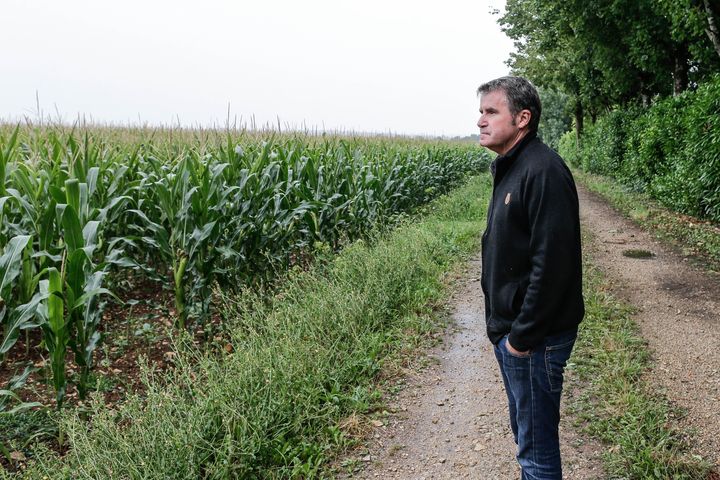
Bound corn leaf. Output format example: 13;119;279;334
0;293;47;354
0;235;32;295
61;205;84;253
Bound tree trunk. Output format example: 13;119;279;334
574;100;584;145
703;0;720;58
673;43;689;95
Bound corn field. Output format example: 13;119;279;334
0;124;489;411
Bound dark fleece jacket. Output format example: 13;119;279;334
481;132;584;351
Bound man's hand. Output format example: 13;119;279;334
506;340;531;356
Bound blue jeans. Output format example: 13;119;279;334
493;329;577;480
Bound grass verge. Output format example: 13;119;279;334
568;230;712;479
5;175;491;479
573;169;720;273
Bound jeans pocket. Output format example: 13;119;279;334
545;337;575;392
503;336;532;359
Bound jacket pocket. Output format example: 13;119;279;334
495;280;526;318
511;281;528;315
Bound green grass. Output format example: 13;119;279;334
6;175;492;479
0;410;57;467
574;169;720;273
568;231;712;479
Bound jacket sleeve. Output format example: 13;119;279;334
507;160;580;351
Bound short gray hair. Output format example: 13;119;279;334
477;76;542;134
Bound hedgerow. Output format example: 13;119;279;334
560;75;720;223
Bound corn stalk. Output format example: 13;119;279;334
0;235;46;361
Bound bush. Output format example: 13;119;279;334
580;109;638;177
558;131;579;167
567;75;720;224
681;78;720;219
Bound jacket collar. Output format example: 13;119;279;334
490;131;537;178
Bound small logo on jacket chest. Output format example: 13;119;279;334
504;192;511;205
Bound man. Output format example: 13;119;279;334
477;76;584;479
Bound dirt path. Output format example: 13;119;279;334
340;181;720;478
342;257;603;479
577;184;720;469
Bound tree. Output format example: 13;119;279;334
699;0;720;58
658;0;720;92
537;88;572;151
498;0;720;124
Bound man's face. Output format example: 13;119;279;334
477;89;524;155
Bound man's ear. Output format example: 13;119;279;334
516;109;532;130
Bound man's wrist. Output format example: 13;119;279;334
506;338;530;355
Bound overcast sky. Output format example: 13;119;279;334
2;0;513;137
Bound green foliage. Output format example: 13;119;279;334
501;0;676;105
558;131;579;167
681;77;720;220
15;175;492;478
0;408;55;468
560;75;720;224
0;125;490;407
0;236;43;357
537;88;572;150
573;108;640;177
40;268;68;407
659;0;720;74
498;0;720;136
